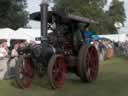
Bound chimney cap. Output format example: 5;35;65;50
41;0;49;4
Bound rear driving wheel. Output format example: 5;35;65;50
48;55;66;89
15;55;34;89
78;45;99;82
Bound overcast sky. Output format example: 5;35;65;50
27;0;128;33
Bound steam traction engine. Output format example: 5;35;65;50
15;2;99;89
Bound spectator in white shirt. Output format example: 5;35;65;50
0;41;8;58
11;43;19;57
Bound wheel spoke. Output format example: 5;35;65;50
53;69;59;79
86;46;99;81
49;55;66;88
16;56;33;88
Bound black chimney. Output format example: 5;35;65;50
40;1;48;43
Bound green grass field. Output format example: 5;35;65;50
0;57;128;96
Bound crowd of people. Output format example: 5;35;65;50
91;40;114;62
0;40;27;59
114;40;128;57
91;40;128;62
0;40;29;79
0;38;128;62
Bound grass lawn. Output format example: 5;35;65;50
0;57;128;96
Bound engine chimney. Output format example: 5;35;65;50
40;0;48;43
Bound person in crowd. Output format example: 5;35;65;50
0;43;3;57
0;40;8;58
125;40;128;56
11;43;19;57
124;41;128;56
106;41;113;59
119;41;123;56
98;41;106;62
114;41;119;56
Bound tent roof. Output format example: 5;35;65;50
99;34;128;42
17;28;41;40
0;28;14;39
10;29;34;40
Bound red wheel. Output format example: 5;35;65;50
48;55;66;89
15;55;34;88
78;45;99;82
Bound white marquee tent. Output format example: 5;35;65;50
0;28;38;46
1;28;128;46
12;29;34;41
17;28;41;40
99;34;128;42
0;28;35;41
0;28;14;39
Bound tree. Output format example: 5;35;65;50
53;0;126;34
54;0;107;14
108;0;126;26
0;0;28;30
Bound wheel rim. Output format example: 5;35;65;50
18;57;33;88
52;56;66;88
85;46;99;81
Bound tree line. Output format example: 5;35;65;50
0;0;126;34
53;0;126;34
0;0;28;30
